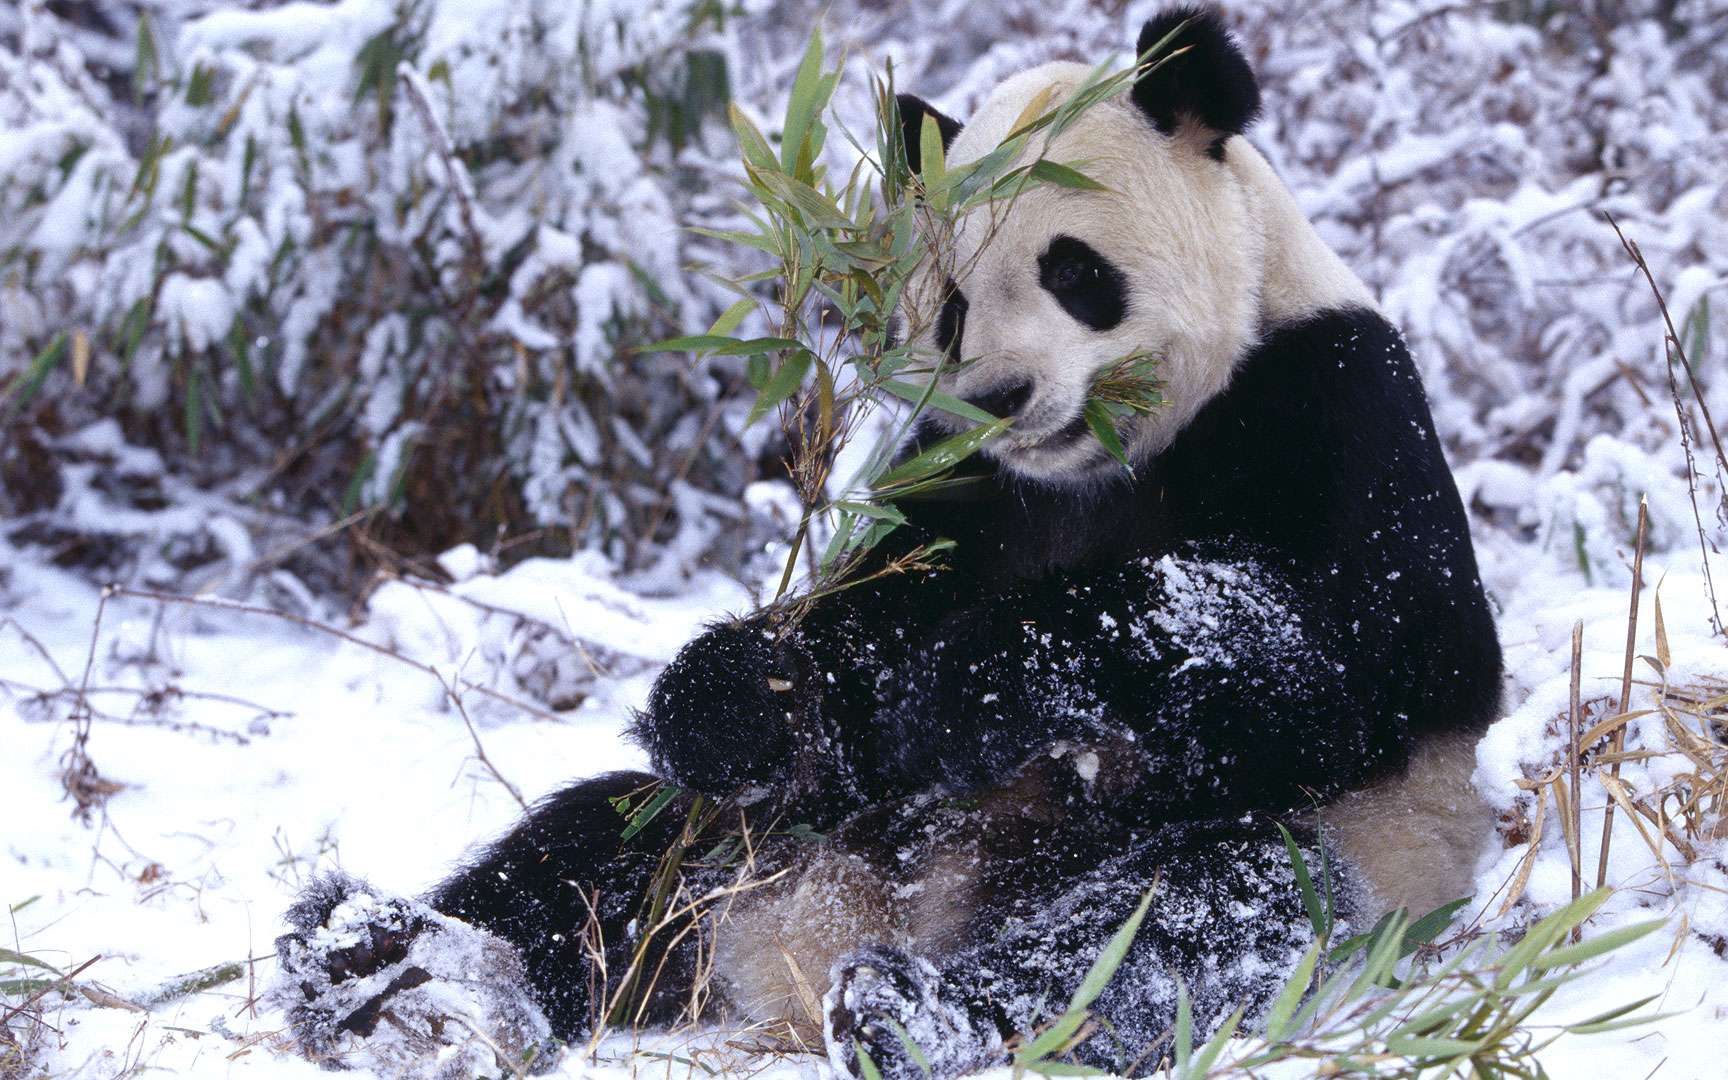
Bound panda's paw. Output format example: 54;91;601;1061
634;620;802;794
271;871;557;1078
824;945;999;1080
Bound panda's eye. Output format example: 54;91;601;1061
1038;236;1127;332
935;279;967;359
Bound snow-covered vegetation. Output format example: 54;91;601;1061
3;0;1726;1077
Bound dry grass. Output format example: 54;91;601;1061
1498;664;1727;917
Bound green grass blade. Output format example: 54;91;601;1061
1526;919;1665;972
1260;938;1320;1042
1276;823;1328;942
1070;887;1155;1012
3;331;69;418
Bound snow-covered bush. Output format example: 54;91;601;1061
1;0;767;582
9;0;1722;593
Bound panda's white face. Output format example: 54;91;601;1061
900;60;1370;486
902;63;1262;485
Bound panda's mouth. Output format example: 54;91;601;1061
1019;413;1094;453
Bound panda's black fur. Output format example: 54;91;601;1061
277;8;1501;1078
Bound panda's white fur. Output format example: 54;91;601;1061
908;62;1371;483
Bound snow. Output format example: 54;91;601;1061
6;442;1727;1076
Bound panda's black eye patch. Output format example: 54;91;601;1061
935;279;968;360
1037;236;1127;331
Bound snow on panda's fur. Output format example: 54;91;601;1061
272;8;1502;1079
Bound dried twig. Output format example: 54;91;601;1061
1568;620;1583;938
107;586;563;723
0;956;102;1027
1605;212;1724;635
61;588;118;821
1597;496;1649;889
435;670;528;811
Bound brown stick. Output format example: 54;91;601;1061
1568;619;1584;940
1595;497;1649;890
436;670;528;811
1605;212;1723;635
0;955;102;1026
107;586;564;724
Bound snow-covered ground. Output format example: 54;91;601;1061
4;428;1727;1078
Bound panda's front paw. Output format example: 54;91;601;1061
825;945;1000;1080
633;620;803;795
272;872;556;1077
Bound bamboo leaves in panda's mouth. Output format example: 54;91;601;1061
1083;350;1165;475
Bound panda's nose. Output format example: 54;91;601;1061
963;379;1034;420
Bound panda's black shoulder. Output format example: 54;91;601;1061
1154;305;1457;560
1153;304;1502;733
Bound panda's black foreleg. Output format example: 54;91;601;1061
825;818;1355;1079
861;549;1408;815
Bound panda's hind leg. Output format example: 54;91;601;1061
823;817;1358;1079
274;770;719;1067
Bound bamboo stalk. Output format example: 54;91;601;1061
1595;496;1649;890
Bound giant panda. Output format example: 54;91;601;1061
274;8;1502;1079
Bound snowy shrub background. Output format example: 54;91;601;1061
3;0;1728;1077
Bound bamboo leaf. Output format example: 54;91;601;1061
1017;1008;1088;1062
3;331;69;418
874;419;1010;492
729;104;779;172
833;501;906;524
1029;159;1109;192
707;298;756;337
1188;1003;1245;1078
855;1043;883;1080
1024;1063;1111;1077
640;334;738;355
687;225;781;256
1173;980;1194;1076
715;337;804;356
920;111;947;210
745;349;814;427
0;948;62;975
780;28;827;174
880;378;996;423
1527;919;1664;971
1402;897;1471;956
759;171;855;230
1083;399;1131;474
1382;1034;1485;1057
619;784;680;842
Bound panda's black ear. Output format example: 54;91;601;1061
896;93;964;175
1130;5;1261;154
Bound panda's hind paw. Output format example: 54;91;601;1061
272;871;556;1078
824;945;998;1080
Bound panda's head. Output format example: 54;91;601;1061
897;5;1367;485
